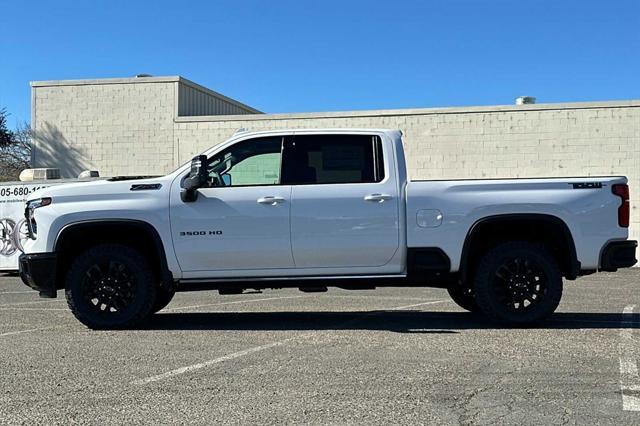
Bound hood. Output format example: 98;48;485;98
107;175;162;182
26;176;172;203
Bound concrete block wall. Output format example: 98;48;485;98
30;76;259;178
32;77;177;177
174;102;640;244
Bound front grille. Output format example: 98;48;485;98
24;206;35;239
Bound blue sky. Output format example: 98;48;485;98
1;0;638;128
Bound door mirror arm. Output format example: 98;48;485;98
181;155;208;203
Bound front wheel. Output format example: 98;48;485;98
152;286;176;313
473;242;563;325
65;244;156;330
447;284;479;313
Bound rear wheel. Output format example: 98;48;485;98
65;244;156;329
447;284;479;313
474;242;562;325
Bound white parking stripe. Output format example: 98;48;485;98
0;326;57;337
0;300;65;307
326;295;443;301
389;300;449;310
163;295;306;312
619;305;640;411
0;307;68;311
0;291;36;295
0;328;43;337
552;319;637;325
132;340;287;385
133;298;449;385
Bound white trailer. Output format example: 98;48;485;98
0;179;92;270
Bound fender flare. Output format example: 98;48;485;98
459;213;579;281
54;219;174;285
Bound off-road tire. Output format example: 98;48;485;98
152;286;176;313
474;241;563;325
447;284;479;313
65;244;156;330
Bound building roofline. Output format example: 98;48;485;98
28;76;639;121
177;77;262;114
174;99;640;123
30;75;184;87
30;75;262;115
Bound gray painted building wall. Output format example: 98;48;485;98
30;76;640;244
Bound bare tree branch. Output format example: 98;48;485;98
0;108;14;147
0;110;32;181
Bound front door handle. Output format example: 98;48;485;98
364;193;393;203
257;196;286;205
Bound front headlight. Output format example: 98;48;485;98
25;197;52;239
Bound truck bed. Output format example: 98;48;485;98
406;176;628;271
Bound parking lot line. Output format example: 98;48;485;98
0;291;36;295
134;298;449;385
132;340;288;385
551;318;638;326
326;295;444;301
619;305;640;411
0;326;58;337
389;300;449;310
0;300;65;307
163;295;307;312
0;307;68;311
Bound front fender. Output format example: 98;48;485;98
23;202;181;279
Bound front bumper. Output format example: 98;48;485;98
19;253;58;298
600;240;638;272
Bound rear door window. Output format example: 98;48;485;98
281;134;384;185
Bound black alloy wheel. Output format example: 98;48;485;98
474;241;563;325
492;256;547;312
447;284;479;313
82;260;136;314
65;244;156;329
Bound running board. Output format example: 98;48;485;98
180;274;406;284
175;273;454;292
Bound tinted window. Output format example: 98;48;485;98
206;137;282;187
281;135;384;185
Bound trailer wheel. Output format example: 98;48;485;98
65;244;156;330
11;218;29;253
474;242;562;325
0;218;17;256
446;284;479;313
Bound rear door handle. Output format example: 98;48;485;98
364;193;393;203
257;196;285;205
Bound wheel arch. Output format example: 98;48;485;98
459;213;579;283
54;219;173;289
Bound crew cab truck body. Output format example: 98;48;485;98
18;129;637;329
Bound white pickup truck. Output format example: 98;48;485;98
19;129;637;329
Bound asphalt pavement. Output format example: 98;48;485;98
1;269;639;425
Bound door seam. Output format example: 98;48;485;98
288;185;296;267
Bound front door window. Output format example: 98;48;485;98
206;136;283;187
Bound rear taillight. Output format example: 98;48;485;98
612;184;630;228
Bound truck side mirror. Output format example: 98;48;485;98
180;155;208;202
